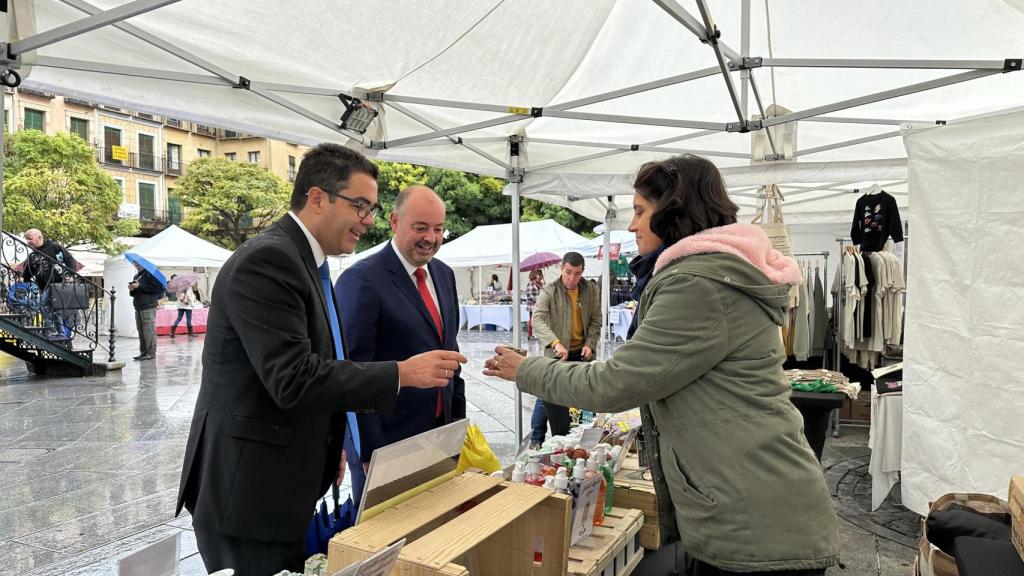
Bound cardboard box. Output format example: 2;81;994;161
329;472;572;576
567;508;644;576
847;391;872;422
612;454;661;550
1011;476;1024;561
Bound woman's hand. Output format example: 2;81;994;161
483;346;525;381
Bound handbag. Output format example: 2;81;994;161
751;183;794;257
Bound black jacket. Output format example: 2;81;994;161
22;239;77;290
176;216;399;542
129;269;164;310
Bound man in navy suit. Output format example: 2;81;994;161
337;185;465;504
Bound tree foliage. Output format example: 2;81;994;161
357;162;595;250
175;157;291;249
2;130;139;252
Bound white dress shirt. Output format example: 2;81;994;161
390;240;441;318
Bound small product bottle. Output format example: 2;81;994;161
525;455;545;486
543;475;555;489
587;455;607;525
596;447;615;514
554;468;570;495
510;461;527;484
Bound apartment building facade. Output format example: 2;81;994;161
6;88;308;237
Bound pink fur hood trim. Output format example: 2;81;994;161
653;223;803;285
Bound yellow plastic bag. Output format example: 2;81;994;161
455;423;501;474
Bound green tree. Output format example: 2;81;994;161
175;157;291;249
2;130;139;253
356;161;596;250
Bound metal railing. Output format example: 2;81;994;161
139;208;182;226
95;147;165;173
0;233;116;362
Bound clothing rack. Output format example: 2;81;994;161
792;251;830;370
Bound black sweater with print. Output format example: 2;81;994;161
851;191;903;252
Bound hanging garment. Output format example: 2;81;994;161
811;266;827;357
794;264;811;361
861;251;876;339
851;190;904;252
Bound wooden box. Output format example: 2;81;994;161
1011;476;1024;561
568;507;644;576
612;454;660;550
328;472;572;576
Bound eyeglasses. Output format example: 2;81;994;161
310;187;382;219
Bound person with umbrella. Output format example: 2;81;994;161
127;255;166;360
167;273;201;338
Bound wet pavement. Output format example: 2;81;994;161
0;331;917;575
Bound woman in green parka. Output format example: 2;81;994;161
484;155;838;575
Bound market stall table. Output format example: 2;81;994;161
459;304;528;331
789;391;845;462
155;307;208;336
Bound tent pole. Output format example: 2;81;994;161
385;101;510;170
509;136;524;444
602;200;613;355
740;0;751;120
793;130;902;158
477;266;482;333
11;0;180;56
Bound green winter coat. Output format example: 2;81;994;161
516;231;839;572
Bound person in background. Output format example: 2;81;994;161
527;251;601;449
484;154;838;575
525;269;545;341
129;262;164;360
22;228;78;338
337;185;464;506
169;276;201;338
487;273;501;291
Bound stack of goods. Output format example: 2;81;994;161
512;442;618;527
785;368;859;398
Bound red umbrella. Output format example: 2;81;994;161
519;252;561;272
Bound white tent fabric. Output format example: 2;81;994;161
10;0;1024;226
102;225;232;338
573;230;637;258
434;219;587;268
900;110;1024;515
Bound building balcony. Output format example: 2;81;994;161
94;147;165;174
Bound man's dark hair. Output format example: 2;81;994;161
633;154;738;247
290;143;379;211
562;251;585;268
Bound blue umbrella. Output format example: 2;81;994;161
124;253;167;287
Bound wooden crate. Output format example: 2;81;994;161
328;472;572;576
612;455;660;550
567;508;644;576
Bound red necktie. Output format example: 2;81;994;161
414;268;445;418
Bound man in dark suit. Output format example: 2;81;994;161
176;145;466;575
337;185;465;505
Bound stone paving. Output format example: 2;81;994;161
0;331;917;575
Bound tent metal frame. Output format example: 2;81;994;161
0;0;1018;441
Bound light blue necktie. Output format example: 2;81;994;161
320;262;361;458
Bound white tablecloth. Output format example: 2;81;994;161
460;304;529;331
609;307;635;341
869;389;903;510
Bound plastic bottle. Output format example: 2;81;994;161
596;446;615;514
554;468;570;495
543;475;555;489
510;461;527;483
586;455;607;525
525;455;545;486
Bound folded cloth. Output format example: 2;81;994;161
926;509;1011;555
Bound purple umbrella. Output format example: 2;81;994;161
519;252;561;272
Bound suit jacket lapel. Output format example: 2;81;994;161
277;216;336;354
384;243;442;341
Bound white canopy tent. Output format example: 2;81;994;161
102;225;231;337
3;0;1023;443
573;230;638;259
435;219;587;268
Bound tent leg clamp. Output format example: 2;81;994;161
726;119;762;133
508;167;524;184
762;153;786;161
368;141;387;150
1004;59;1022;72
727;56;763;71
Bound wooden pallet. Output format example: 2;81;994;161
328;472;573;575
567;507;644;576
612;455;660;550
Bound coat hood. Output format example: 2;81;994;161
653;223;801;324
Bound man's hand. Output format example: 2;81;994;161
581;345;594;360
398;350;467;389
128;281;139;290
553;342;569;360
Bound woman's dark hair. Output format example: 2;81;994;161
633;154;738;247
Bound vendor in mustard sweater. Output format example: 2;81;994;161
528;251;602;449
